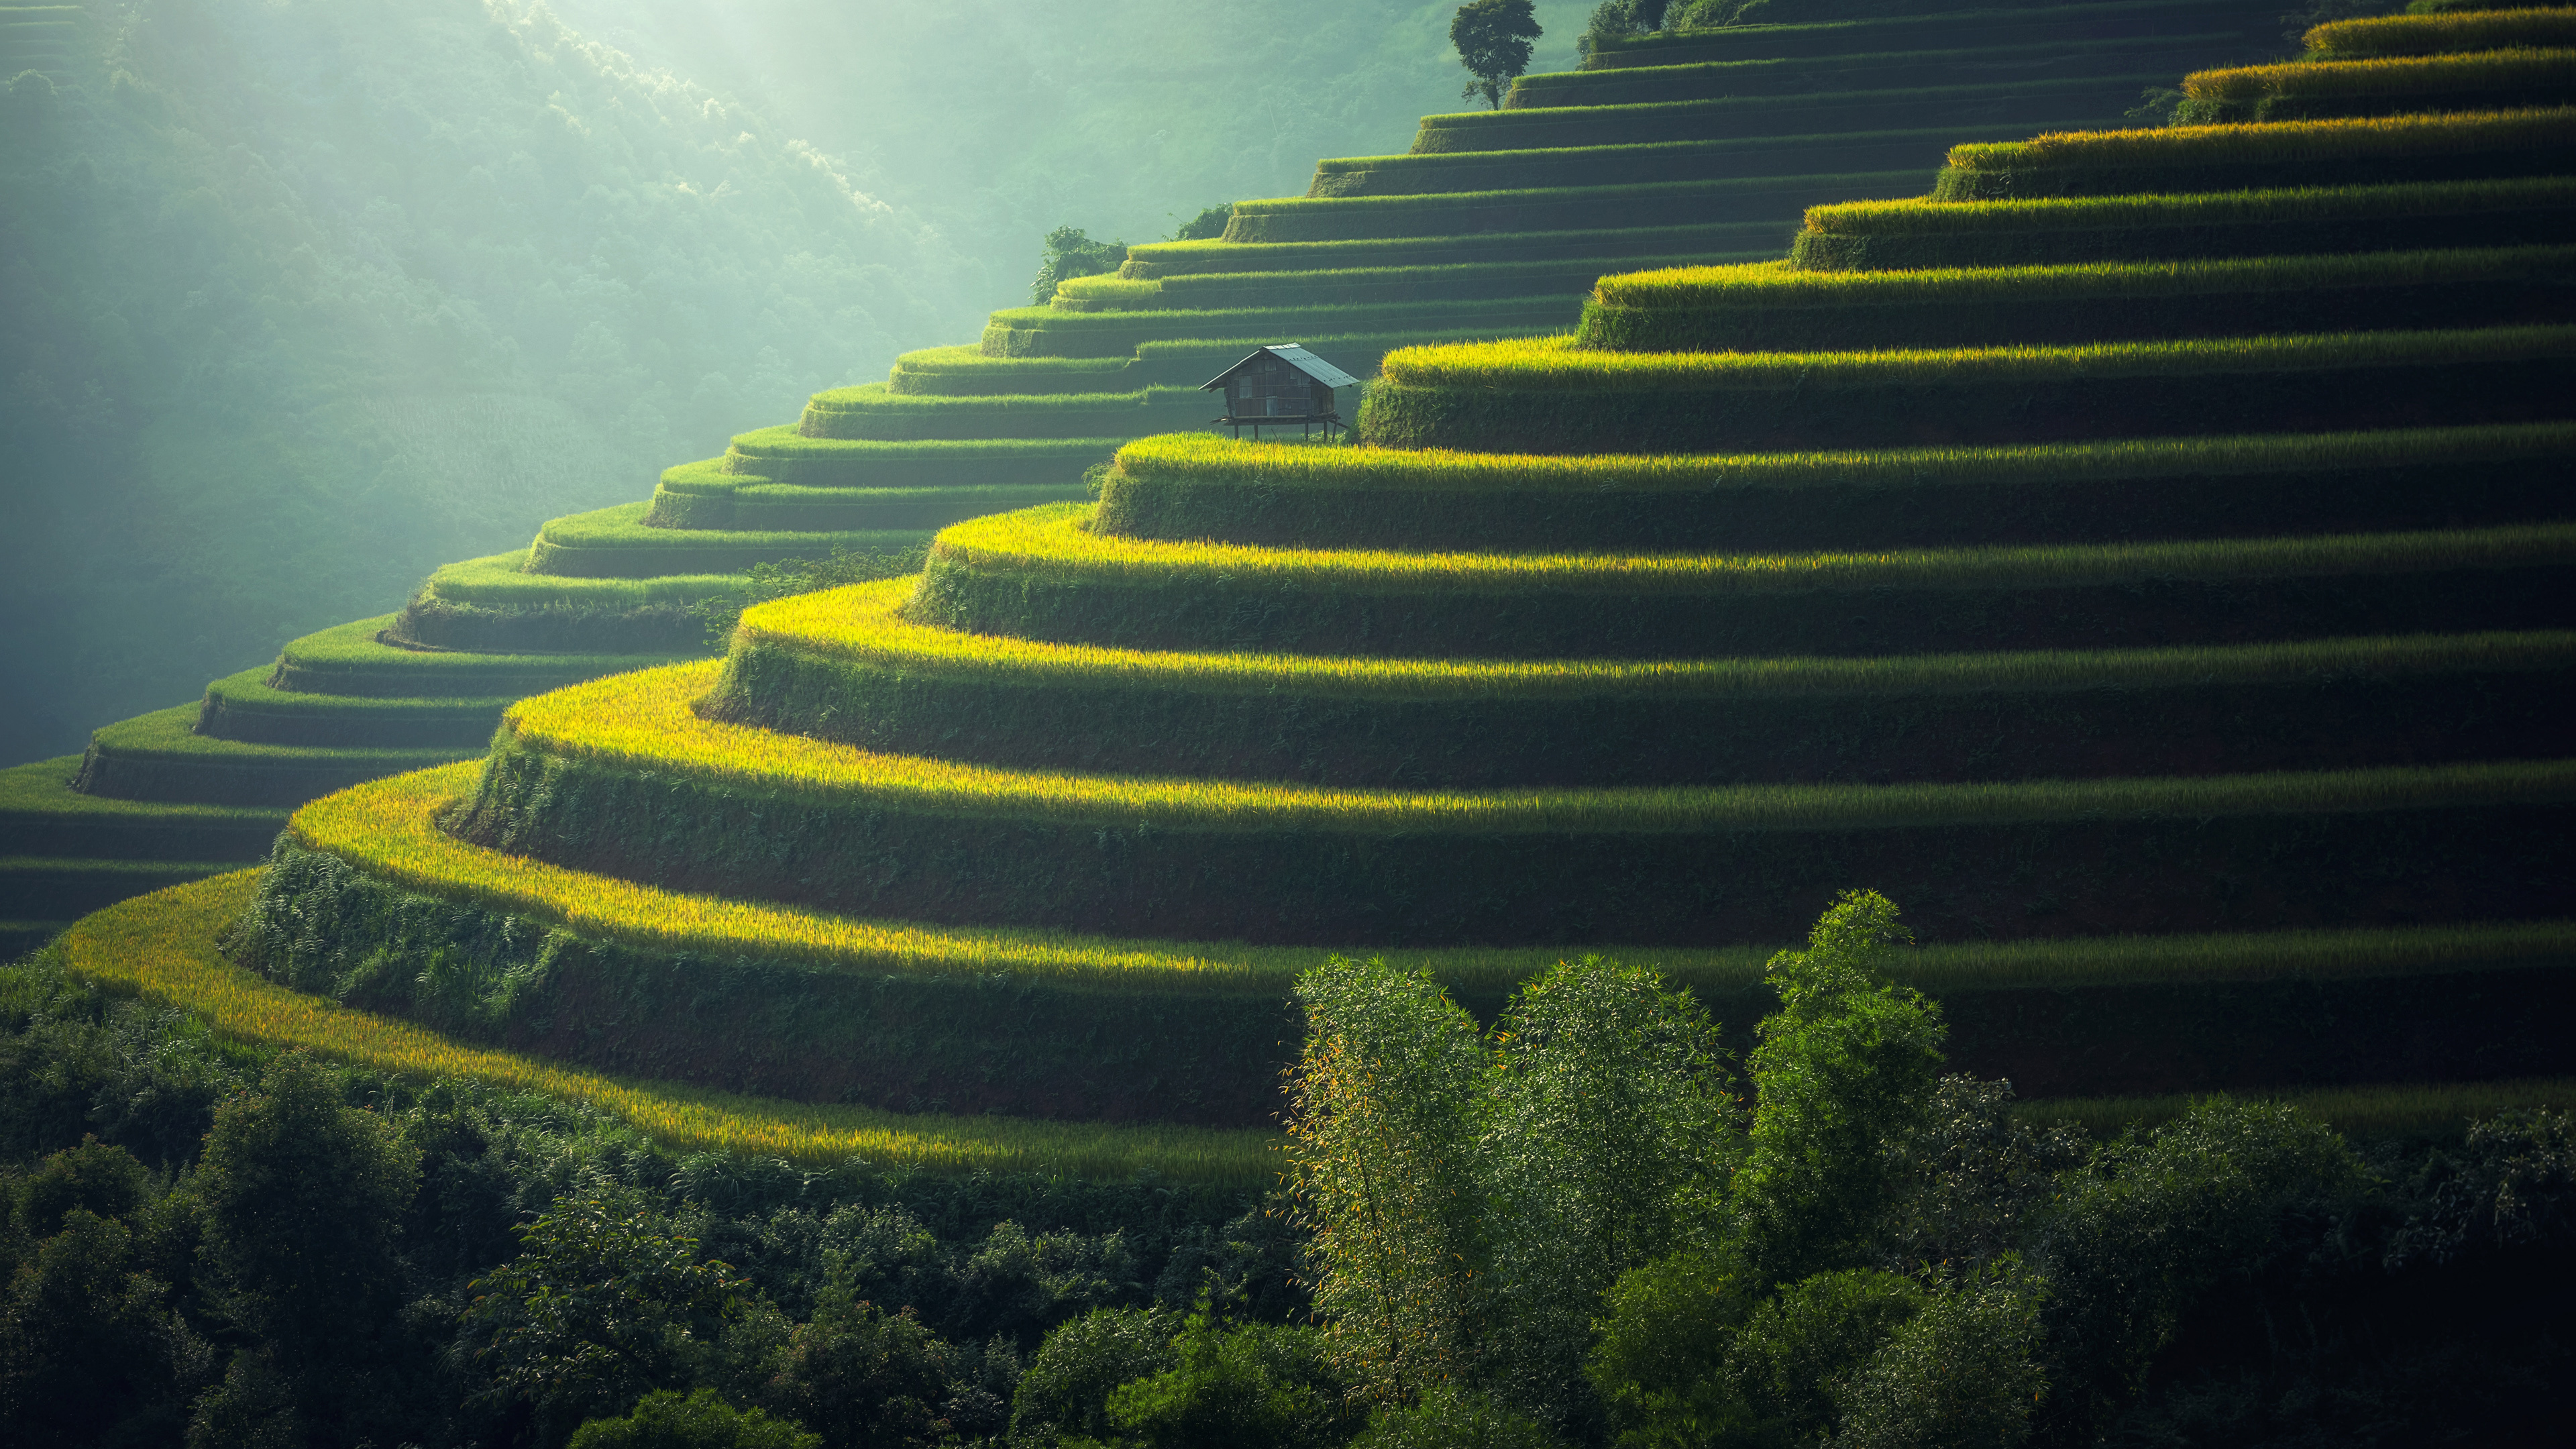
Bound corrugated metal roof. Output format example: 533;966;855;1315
1199;343;1362;392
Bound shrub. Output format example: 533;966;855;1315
566;1389;818;1449
1010;1306;1181;1444
1030;225;1125;306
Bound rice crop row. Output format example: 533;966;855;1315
85;704;470;769
1801;175;2576;239
0;757;287;865
527;503;930;579
938;501;2576;599
720;429;1128;490
1791;176;2576;270
73;704;472;809
273;616;677;688
647;478;1083;533
420;553;748;608
1593;243;2573;309
1228;172;1919;225
744;574;2576;704
2020;1076;2576;1138
1060;256;1725;313
1582;0;2271;67
1379;324;2576;390
1404;74;2186;154
2307;7;2576;58
1303;127;2013;200
290;766;2575;1006
197;668;508;751
980;294;1572;334
1;861;249;924
979;303;1576;360
56;871;1279;1183
1943;105;2576;172
2184;46;2576;101
1108;421;2576;496
1122;223;1799;279
802;382;1197;411
498;659;2576;836
1505;30;2253;108
891;345;1130;375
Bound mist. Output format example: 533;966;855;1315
0;0;1590;766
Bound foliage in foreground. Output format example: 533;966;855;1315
1281;891;2576;1448
9;892;2575;1446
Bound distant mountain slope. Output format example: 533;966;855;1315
0;0;975;763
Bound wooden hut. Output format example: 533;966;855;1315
1201;344;1361;439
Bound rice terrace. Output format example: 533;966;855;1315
1;0;2572;1444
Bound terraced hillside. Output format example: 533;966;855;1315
214;7;2576;1139
3;0;2279;954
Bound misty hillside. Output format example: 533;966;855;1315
0;0;1588;765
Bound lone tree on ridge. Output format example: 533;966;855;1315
1452;0;1542;110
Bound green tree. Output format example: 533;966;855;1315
196;1052;421;1350
1830;1260;2047;1449
1285;958;1491;1397
1104;1303;1358;1448
1479;958;1738;1425
1730;890;1946;1287
0;1207;199;1448
1012;1305;1181;1445
465;1192;751;1440
568;1389;818;1449
1168;204;1234;241
1451;0;1543;109
757;1256;947;1448
1351;1387;1561;1448
1584;1250;1760;1446
13;1136;149;1236
2033;1098;2361;1443
1030;225;1128;305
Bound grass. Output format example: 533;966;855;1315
270;615;689;695
1942;105;2576;172
650;478;1086;532
0;755;286;859
1108;422;2576;496
2184;47;2576;101
1120;224;1790;279
527;504;932;578
1800;174;2576;239
1227;172;1922;224
1404;72;2187;150
493;657;2576;835
937;500;2576;598
297;765;2576;997
56;872;1277;1183
419;553;749;608
85;704;472;770
1379;324;2576;390
201;666;507;728
1506;30;2261;103
1582;0;2268;64
892;346;1131;375
1057;255;1727;311
2307;7;2576;58
1590;244;2574;310
741;576;2576;716
1299;127;2034;199
802;383;1198;410
979;294;1577;333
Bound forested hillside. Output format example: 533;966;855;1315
0;0;1591;767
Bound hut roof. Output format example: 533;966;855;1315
1199;343;1362;392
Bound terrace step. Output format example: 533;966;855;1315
1582;0;2283;68
0;755;286;859
525;502;931;578
0;857;249;920
457;661;2576;950
1513;30;2273;109
72;704;477;808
